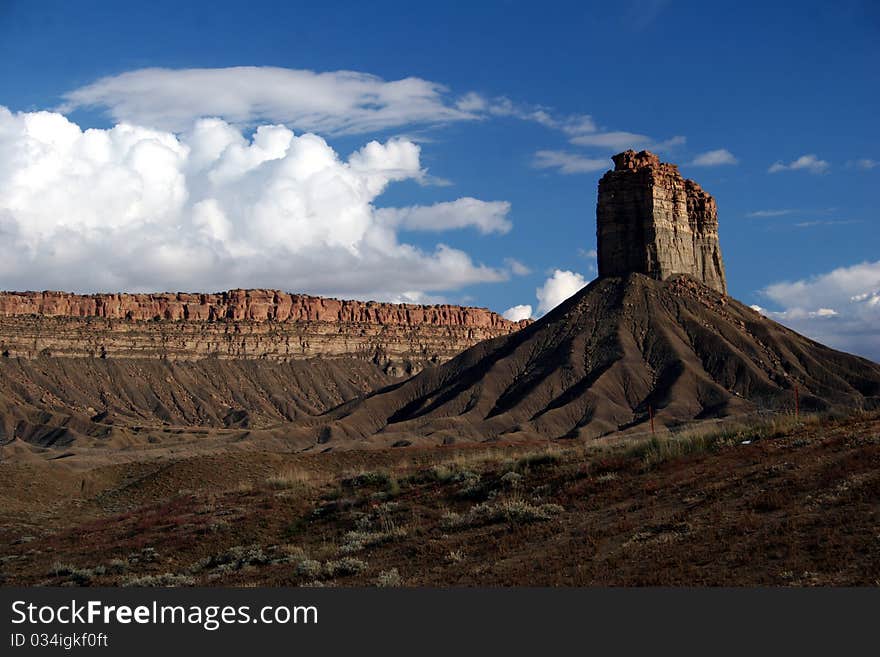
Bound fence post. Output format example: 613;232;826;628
649;405;655;434
794;382;799;418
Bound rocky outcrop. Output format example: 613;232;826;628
596;150;727;294
0;289;520;326
0;290;529;375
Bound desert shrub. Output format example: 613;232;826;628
193;545;270;573
266;466;316;491
375;568;402;587
106;559;128;574
323;557;368;578
439;511;463;530
369;483;400;501
312;497;359;519
340;528;407;554
446;550;464;563
353;501;402;531
344;470;394;489
195;544;303;574
127;546;159;564
440;499;564;530
513;451;563;472
427;465;481;484
295;559;323;578
123;573;196;587
454;471;488;500
500;471;523;488
50;563;100;585
199;544;305;572
50;563;79;576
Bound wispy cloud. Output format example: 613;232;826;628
376;198;512;234
746;209;796;218
690;148;738;166
847;158;878;170
578;247;598;273
569;131;685;152
623;0;671;32
504;258;531;276
474;95;598;135
768;154;829;174
61;67;481;135
532;150;610;174
792;219;862;228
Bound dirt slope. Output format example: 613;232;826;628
0;357;391;448
304;274;880;446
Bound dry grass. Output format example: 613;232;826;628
618;413;830;470
265;466;319;491
441;498;564;530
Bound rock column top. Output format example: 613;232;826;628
597;150;728;294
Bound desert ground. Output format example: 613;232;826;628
2;410;877;587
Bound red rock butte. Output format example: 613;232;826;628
597;149;727;294
0;289;522;328
0;290;529;373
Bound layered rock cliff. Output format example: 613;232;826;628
596;150;727;294
0;290;529;375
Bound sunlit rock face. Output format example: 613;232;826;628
597;149;727;294
0;290;529;375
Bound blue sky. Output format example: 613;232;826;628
0;0;878;358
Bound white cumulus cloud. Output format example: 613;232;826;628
503;269;592;319
768;154;829;174
758;260;880;362
0;106;510;298
536;269;589;315
500;268;592;320
690;148;738;166
502;304;533;321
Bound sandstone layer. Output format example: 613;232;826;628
0;290;528;375
597;150;727;294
